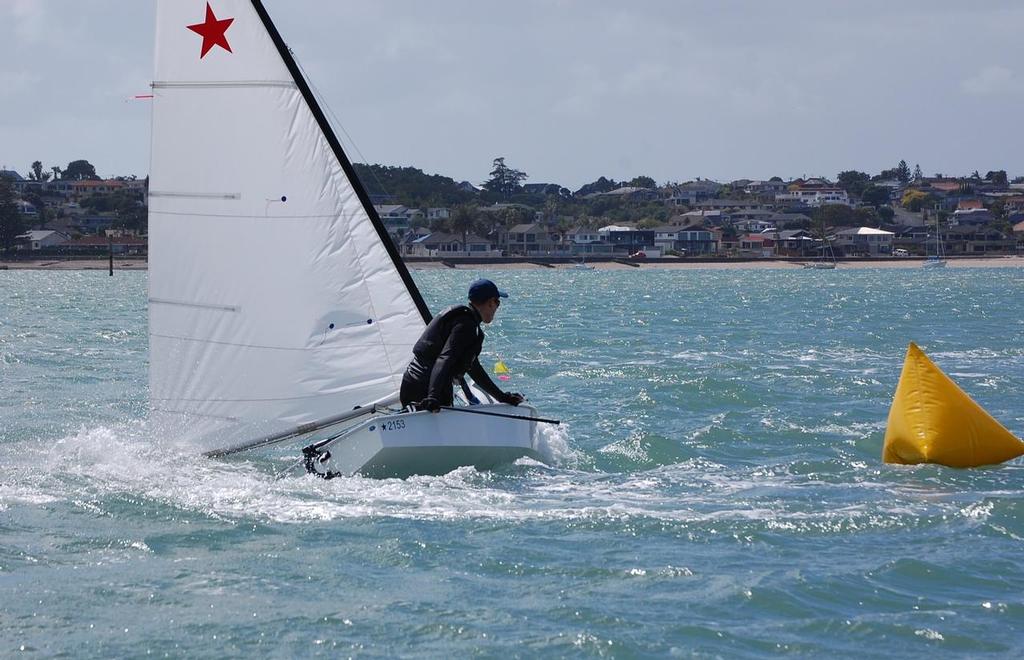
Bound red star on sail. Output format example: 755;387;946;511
187;3;234;59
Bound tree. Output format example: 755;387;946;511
23;191;48;226
896;160;911;183
63;159;99;181
913;163;923;181
448;204;478;252
542;196;561;224
985;170;1008;186
50;166;62;180
113;195;147;231
901;189;935;212
0;177;26;253
627;175;656;189
861;185;891;207
352;163;476;208
836;170;870;197
877;206;895;223
573;176;619;197
874;167;900;181
482;157;527;199
813;204;857;228
28;160;51;182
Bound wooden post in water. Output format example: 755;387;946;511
108;234;113;276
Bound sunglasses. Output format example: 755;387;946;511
493;298;501;308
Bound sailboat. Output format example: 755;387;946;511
922;212;947;268
883;343;1023;467
148;0;546;478
803;229;837;269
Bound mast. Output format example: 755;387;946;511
249;0;432;324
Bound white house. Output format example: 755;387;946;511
427;207;450;221
775;188;850;207
831;227;894;256
407;232;495;257
374;204;424;239
17;230;70;250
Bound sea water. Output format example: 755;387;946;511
1;266;1023;657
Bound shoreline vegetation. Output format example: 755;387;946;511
2;255;1021;271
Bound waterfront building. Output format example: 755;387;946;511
830;227;895;256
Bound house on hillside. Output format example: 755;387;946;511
743;179;789;199
653;226;719;255
61;234;147;255
1013;220;1024;252
776;184;850;207
693;198;762;211
739;233;775;257
667;210;728;227
585;187;660;202
566;227;600;245
374;204;424;240
499;223;562;255
950;207;993;226
729;209;777;232
891;225;930;254
0;169;27;193
70;179;127;199
943;225;1014;254
426;207;450;221
406;232;494;257
16;230;70;250
665;180;723;206
763;229;816;256
598;224;656;254
830;227;894;256
15;199;39;218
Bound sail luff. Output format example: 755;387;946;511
248;0;432;324
149;1;431;453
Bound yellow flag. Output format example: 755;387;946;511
883;342;1024;467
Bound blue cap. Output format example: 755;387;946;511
468;278;508;302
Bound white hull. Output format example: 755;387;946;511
304;404;543;478
803;262;836;269
922;258;947;268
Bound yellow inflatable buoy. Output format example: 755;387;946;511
883;342;1024;467
494;361;510;375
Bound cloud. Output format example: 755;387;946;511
7;0;49;44
960;66;1020;96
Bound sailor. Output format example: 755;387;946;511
400;278;525;412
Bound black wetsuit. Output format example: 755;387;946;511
400;304;508;409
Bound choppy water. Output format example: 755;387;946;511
2;266;1023;657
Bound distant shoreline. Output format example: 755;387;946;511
2;255;1022;271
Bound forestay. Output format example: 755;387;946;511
149;0;429;452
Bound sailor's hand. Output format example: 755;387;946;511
501;392;525;406
418;397;442;413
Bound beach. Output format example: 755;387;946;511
3;256;1021;271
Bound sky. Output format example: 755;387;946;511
2;1;1022;189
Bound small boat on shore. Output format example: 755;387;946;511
803;229;837;269
922;214;947;268
883;342;1024;467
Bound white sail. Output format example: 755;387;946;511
149;0;428;451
